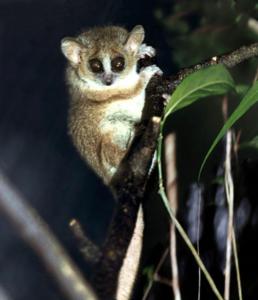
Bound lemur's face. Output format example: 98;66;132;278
61;25;145;87
81;51;128;86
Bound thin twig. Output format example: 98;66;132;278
223;98;243;300
69;219;101;264
158;187;224;300
218;43;258;68
158;42;258;98
232;231;243;300
165;134;181;300
0;171;98;300
225;132;243;300
224;131;234;300
142;248;169;300
154;274;173;287
197;186;202;300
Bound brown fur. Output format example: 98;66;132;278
63;26;142;84
62;25;157;184
67;76;146;183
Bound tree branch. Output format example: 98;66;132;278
92;117;161;300
69;219;102;264
155;42;258;97
0;171;98;300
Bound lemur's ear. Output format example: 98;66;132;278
61;38;83;65
125;25;145;55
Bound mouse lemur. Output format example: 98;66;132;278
61;25;162;184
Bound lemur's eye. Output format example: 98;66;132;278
89;59;103;73
111;56;125;72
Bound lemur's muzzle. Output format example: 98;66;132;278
102;73;114;86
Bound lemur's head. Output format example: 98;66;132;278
61;25;144;87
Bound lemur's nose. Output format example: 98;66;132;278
103;74;113;86
105;78;113;85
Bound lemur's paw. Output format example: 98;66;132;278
138;43;156;59
142;64;163;77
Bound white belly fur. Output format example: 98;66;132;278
99;91;145;150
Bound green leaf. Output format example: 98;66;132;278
199;81;258;179
164;64;235;120
236;84;249;97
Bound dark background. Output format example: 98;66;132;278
1;0;258;299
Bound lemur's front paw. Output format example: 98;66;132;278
138;43;156;59
141;64;163;80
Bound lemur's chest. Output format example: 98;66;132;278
99;91;145;149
